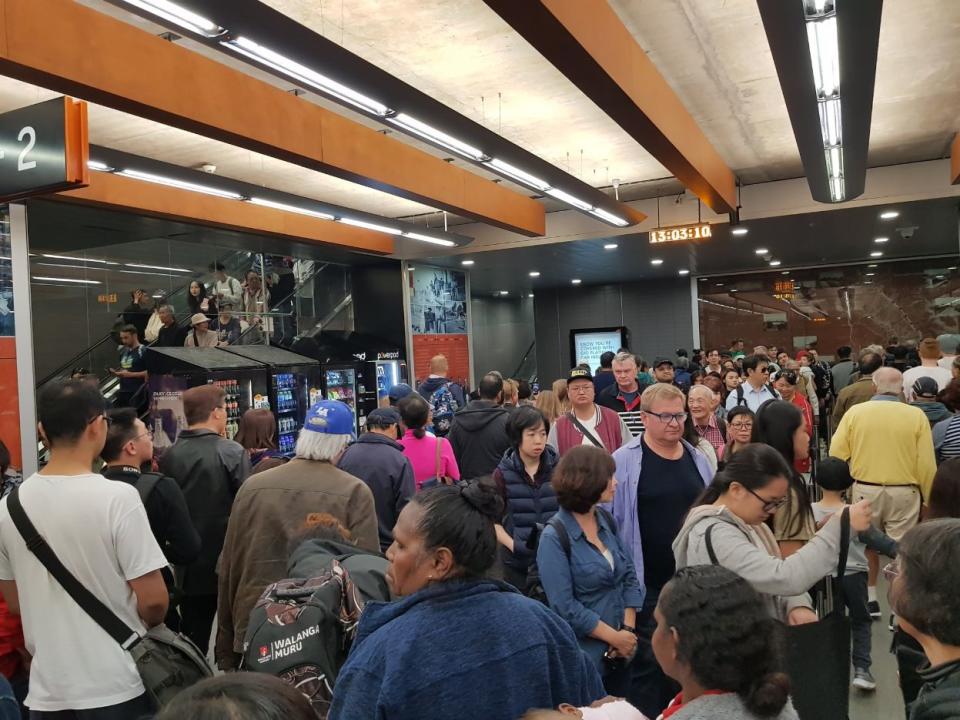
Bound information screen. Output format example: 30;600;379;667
571;327;627;374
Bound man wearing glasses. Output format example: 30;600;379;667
547;368;632;456
610;383;715;718
726;354;779;413
101;408;200;631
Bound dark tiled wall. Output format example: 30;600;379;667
470;295;535;386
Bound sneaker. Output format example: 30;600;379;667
853;668;877;691
868;600;881;619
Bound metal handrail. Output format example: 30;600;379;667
511;340;537;380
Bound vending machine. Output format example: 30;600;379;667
323;365;358;432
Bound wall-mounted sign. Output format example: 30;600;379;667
649;222;713;244
377;351;400;360
97;293;118;304
772;280;796;300
0;97;89;203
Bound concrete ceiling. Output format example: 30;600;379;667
2;1;958;232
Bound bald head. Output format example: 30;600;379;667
873;366;902;395
688;385;713;402
429;355;448;375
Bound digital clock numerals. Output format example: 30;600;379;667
650;224;712;244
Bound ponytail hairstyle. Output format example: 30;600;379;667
397;393;430;440
411;478;504;579
660;565;790;718
751;399;813;537
695;443;793;507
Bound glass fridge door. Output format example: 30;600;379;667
376;361;399;403
325;368;357;411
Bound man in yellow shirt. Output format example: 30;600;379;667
830;366;936;616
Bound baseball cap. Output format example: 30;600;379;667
653;356;674;368
388;383;414;403
567;367;593;384
367;407;401;427
303;400;356;436
190;313;209;326
912;376;939;399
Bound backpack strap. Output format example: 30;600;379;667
736;384;745;407
136;472;162;506
704;523;720;565
547;515;571;557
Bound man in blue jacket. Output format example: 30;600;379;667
610;383;714;718
338;408;415;553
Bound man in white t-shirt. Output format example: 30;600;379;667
903;337;953;401
0;380;168;718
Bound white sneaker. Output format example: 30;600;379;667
853;668;877;691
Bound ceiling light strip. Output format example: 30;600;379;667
803;2;844;202
387;113;487;162
116;169;244;199
119;0;225;37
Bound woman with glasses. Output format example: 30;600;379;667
721;406;755;466
752;400;815;558
673;444;872;624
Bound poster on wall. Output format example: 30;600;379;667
570;327;628;374
148;374;188;455
406;266;471;390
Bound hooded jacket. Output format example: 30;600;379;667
911;400;954;428
671;505;849;621
662;692;799;720
493;445;560;571
418;376;466;407
911;658;960;720
338;433;416;552
287;537;391;604
447;400;511;480
328;579;605;720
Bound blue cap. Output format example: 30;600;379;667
388;383;414;403
302;400;356;436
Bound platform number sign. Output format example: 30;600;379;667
0;97;89;203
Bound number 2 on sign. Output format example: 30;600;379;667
17;127;36;171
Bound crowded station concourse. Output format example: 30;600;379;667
3;1;960;720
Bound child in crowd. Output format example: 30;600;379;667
812;458;898;693
522;697;648;720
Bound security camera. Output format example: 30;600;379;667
899;226;917;240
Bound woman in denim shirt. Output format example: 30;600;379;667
537;445;645;695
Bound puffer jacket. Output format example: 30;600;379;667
493;446;559;570
911;658;960;720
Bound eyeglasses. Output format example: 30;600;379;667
758;367;771;374
729;421;753;430
744;486;788;513
643;411;688;426
132;430;153;442
568;385;593;394
89;414;112;428
882;560;900;581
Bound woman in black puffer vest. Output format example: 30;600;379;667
493;406;560;592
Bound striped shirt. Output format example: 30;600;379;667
620;411;645;436
935;414;960;462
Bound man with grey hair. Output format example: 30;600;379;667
597;350;648;435
831;366;935;618
938;333;960;371
214;399;378;671
154;304;188;347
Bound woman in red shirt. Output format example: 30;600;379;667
773;370;813;475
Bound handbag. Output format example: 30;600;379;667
6;488;213;709
421;436;452;490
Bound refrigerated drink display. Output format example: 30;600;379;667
212;378;243;440
273;371;302;451
376;360;400;403
325;369;356;411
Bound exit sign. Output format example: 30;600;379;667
649;222;713;244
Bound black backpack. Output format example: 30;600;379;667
525;507;617;604
242;562;363;718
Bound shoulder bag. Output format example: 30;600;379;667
6;488;212;709
420;436;452;490
566;411;604;449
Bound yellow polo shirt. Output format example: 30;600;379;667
829;397;936;501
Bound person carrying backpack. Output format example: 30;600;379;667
536;445;643;697
417;355;465;437
725;354;780;413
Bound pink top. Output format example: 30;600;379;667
398;429;461;489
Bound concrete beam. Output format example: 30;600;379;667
952;133;960;185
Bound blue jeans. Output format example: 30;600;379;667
841;571;872;670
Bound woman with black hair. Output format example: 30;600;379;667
721;406;755;465
673;444;872;623
752;400;814;558
397;393;460;489
187;279;218;319
652;565;798;719
157;673;316;720
493;406;559;591
329;481;604;720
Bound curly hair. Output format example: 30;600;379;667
660;565;790;717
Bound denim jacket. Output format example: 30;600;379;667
536;507;644;668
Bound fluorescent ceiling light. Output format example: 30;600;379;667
604;243;619;250
126;263;191;272
248;197;334;220
117;169;243;199
387;113;485;161
87;160;115;172
868;264;878;267
782;271;791;275
755;248;769;255
119;0;225;38
340;217;401;235
769;260;782;267
678;269;690;276
222;36;389;116
866;272;875;276
589;208;629;227
402;231;456;247
571;279;582;285
545;188;593;212
731;227;749;236
32;276;101;285
650;259;664;266
42;254;118;265
880;210;899;220
485;158;550;192
870;251;883;257
874;236;888;244
806;15;839;99
461;260;475;266
529;271;540;277
528;293;534;298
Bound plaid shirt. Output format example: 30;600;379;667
694;414;726;460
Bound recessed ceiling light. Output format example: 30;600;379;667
529;271;541;277
755;248;769;255
865;281;873;285
936;275;945;280
781;271;790;275
731;227;749;236
949;267;958;271
571;278;582;285
408;267;416;271
461;260;475;266
499;290;509;295
769;260;782;267
730;288;739;292
874;237;888;244
604;243;619;250
528;293;534;298
650;259;663;266
868;264;878;268
678;269;690;276
716;283;724;287
870;251;883;257
866;273;875;276
880;210;899;220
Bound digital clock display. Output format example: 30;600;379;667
649;223;713;244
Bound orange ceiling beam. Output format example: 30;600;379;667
56;171;395;255
952;133;960;185
0;0;545;237
485;0;737;215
